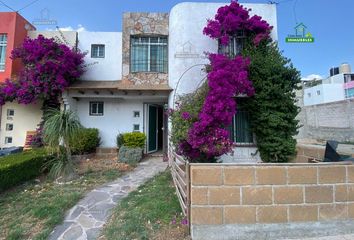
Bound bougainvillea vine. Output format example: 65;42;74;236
172;0;273;161
0;35;85;105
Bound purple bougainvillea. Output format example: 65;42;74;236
0;35;85;105
203;0;272;46
175;0;273;161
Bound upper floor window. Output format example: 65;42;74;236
130;36;168;73
0;34;7;71
218;30;245;58
91;44;105;58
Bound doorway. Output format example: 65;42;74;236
147;104;165;154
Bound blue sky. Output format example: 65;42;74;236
1;0;353;79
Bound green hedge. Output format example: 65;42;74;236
121;132;146;148
71;128;100;155
0;149;51;192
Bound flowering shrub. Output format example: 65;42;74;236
0;35;85;104
203;0;272;45
171;0;272;162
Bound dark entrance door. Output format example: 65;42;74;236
148;105;158;153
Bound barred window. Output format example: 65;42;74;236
130;36;168;73
0;34;7;71
226;98;254;145
218;30;245;58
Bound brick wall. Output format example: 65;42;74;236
190;163;354;226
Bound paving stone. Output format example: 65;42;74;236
62;225;83;240
86;228;100;240
66;206;85;220
77;214;96;228
48;221;73;240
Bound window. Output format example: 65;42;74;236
227;98;254;145
5;137;12;144
133;111;140;118
6;123;13;131
218;30;245;58
91;44;105;58
133;124;140;132
7;109;14;118
0;34;7;71
130;36;168;73
89;102;104;116
316;90;321;95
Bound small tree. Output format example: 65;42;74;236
43;108;82;180
243;40;301;162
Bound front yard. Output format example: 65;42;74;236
0;156;131;240
101;171;189;240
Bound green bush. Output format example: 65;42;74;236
0;149;52;191
71;128;100;155
122;132;146;148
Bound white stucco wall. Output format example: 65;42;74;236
0;102;42;148
304;84;344;106
78;32;122;81
76;99;144;147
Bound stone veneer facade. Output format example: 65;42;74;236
122;12;169;86
190;163;354;239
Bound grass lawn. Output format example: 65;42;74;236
101;170;190;240
0;168;123;240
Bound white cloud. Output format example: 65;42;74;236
301;74;323;81
46;24;86;32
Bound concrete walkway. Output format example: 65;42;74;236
49;157;167;240
288;234;354;240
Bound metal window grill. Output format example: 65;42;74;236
0;34;7;71
130;36;168;73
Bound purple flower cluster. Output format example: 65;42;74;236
182;54;254;159
0;35;85;104
203;0;272;45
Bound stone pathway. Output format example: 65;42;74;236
288;234;354;240
49;157;167;240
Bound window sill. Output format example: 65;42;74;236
232;143;257;148
130;71;168;74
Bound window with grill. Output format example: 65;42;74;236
89;102;104;116
130;36;168;73
91;44;105;58
226;98;254;145
0;34;7;71
218;30;245;58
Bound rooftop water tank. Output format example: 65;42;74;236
340;63;351;74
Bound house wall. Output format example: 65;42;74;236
122;12;169;85
28;31;77;48
190;163;354;240
76;98;145;147
168;2;277;163
79;32;122;81
0;101;42;148
304;84;344;106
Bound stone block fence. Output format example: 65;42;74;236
171;160;354;240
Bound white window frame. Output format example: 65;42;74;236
91;44;105;58
5;137;12;144
89;102;104;116
130;36;168;73
0;34;7;71
133;124;140;132
6;123;13;131
133;111;140;118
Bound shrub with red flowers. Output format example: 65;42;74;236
0;35;85;104
170;0;273;162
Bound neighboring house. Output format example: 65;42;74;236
0;2;278;162
304;63;353;106
0;12;40;149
